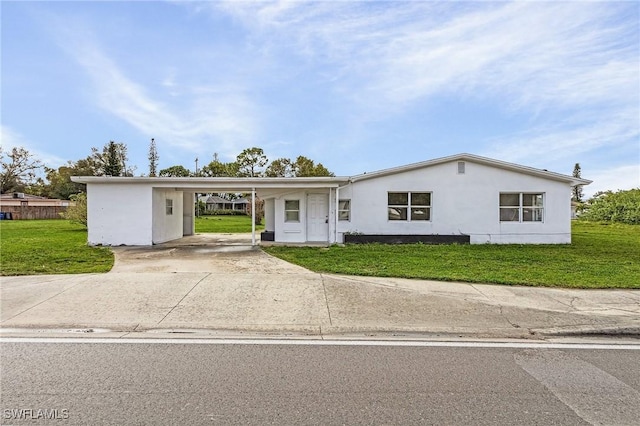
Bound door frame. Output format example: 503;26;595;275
306;192;329;242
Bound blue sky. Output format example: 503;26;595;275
2;1;638;196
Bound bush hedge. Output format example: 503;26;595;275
580;188;640;225
202;209;247;216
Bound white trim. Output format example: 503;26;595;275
499;192;545;223
251;188;256;246
334;187;339;244
284;199;301;223
72;176;348;190
306;192;330;242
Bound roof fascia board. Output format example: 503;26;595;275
71;176;348;188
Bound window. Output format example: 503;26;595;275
388;192;431;221
500;193;543;222
457;161;465;174
338;199;351;221
284;200;300;222
165;199;173;215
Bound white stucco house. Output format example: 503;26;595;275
72;153;590;246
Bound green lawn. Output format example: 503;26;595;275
2;219;638;287
263;221;640;289
195;215;264;233
0;220;113;276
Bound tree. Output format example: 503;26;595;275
196;199;207;216
580;188;640;225
265;158;295;177
105;141;122;176
148;138;159;177
44;164;83;199
246;197;264;225
91;141;133;176
25;177;48;197
201;154;239;177
572;163;584;202
236;147;268;177
159;165;191;177
40;156;100;200
0;146;43;193
265;156;334;177
292;156;334;177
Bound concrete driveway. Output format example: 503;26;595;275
1;234;639;339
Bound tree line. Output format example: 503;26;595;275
159;147;333;179
0;141;333;200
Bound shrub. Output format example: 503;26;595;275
204;209;247;216
59;192;87;227
580;188;640;225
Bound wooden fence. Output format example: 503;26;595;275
0;205;68;220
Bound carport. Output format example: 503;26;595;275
72;176;348;246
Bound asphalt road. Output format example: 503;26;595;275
1;339;639;425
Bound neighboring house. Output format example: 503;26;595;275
570;201;583;219
0;193;72;220
205;195;248;212
72;153;591;246
0;192;71;207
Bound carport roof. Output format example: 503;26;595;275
71;176;351;191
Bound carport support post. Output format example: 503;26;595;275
251;188;256;246
335;186;339;244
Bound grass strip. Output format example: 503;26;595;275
195;215;264;233
0;220;113;275
263;221;640;288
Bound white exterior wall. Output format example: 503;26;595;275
86;183;153;246
337;160;572;244
80;158;578;246
152;189;184;244
182;192;195;236
261;189;334;243
274;190;307;243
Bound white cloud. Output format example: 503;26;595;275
1;125;66;168
210;2;636;109
51;21;259;160
483;106;639;166
29;1;636;175
585;164;640;198
208;1;638;166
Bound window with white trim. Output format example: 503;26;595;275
388;192;431;221
284;199;300;222
499;193;543;222
166;198;173;215
338;199;351;221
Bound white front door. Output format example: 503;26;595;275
307;193;329;242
